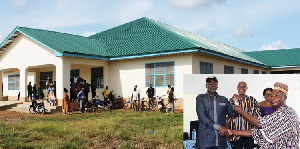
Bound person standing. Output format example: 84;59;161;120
75;79;81;101
82;80;90;102
70;78;76;102
77;87;85;114
132;85;140;111
259;88;276;117
227;81;260;149
27;82;32;101
146;84;155;108
196;76;238;149
32;84;37;100
63;88;71;115
38;82;44;99
102;86;108;101
226;82;299;148
168;87;175;113
91;82;96;99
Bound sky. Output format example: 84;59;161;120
0;0;299;52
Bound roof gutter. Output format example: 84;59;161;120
270;65;300;69
63;53;110;60
109;49;198;60
198;49;269;68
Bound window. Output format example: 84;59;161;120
200;61;213;74
91;67;103;88
8;74;20;90
145;61;174;87
70;69;80;82
254;70;259;74
40;71;53;89
262;71;266;74
224;65;234;74
241;68;248;74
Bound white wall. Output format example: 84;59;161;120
108;54;193;99
183;74;300;134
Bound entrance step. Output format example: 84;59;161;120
0;101;23;111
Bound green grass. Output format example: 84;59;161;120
0;110;183;148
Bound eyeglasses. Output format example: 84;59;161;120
265;94;272;97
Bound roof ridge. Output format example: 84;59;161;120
245;48;300;53
17;26;89;39
144;18;196;48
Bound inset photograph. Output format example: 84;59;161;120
183;74;300;148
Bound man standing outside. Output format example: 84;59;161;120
27;82;32;101
132;85;140;111
146;84;155;108
82;80;90;103
196;76;238;149
226;82;299;148
102;86;108;102
227;81;260;149
77;87;85;114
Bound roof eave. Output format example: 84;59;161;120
198;49;269;68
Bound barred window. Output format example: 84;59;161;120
241;68;248;74
70;69;80;82
91;67;104;88
224;65;234;74
8;74;20;90
254;70;259;74
145;61;174;87
40;71;53;89
200;61;213;74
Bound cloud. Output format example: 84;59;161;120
233;26;254;38
168;0;226;9
7;0;27;6
81;31;96;37
260;40;290;50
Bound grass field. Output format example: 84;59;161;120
0;110;183;149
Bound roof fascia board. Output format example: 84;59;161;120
0;28;18;48
16;29;63;56
109;49;198;60
199;49;269;68
270;65;300;69
63;53;110;60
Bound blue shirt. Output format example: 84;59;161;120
77;90;85;99
196;92;238;148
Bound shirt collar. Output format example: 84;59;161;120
205;92;219;97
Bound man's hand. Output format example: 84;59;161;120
231;94;239;102
218;126;227;136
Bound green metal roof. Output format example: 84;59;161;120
244;48;300;67
0;17;270;66
89;17;263;65
2;27;109;57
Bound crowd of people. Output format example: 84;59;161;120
27;77;176;114
196;76;299;149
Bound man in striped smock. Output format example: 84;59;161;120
227;81;260;149
226;82;299;148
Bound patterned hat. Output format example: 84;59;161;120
274;82;288;95
206;76;218;82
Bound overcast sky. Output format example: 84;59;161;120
0;0;299;52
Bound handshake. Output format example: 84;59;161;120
218;126;233;137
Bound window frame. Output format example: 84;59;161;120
241;68;248;74
224;65;234;74
200;61;213;74
8;74;20;90
70;69;80;82
253;70;259;74
91;67;104;89
145;61;175;88
40;71;53;89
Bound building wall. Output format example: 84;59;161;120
108;54;193;109
192;54;269;74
